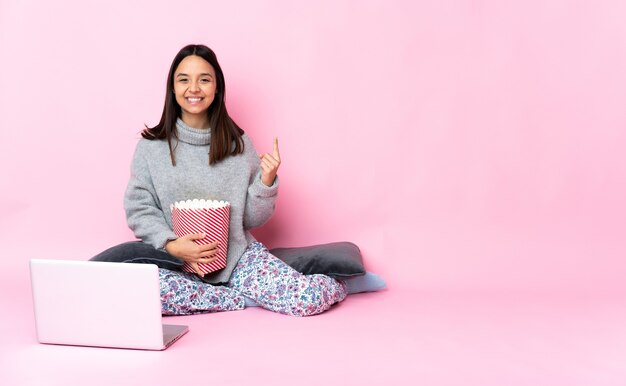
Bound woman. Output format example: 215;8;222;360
92;44;346;316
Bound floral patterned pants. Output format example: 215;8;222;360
159;242;347;317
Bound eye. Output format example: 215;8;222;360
177;78;188;83
200;78;212;83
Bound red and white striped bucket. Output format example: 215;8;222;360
170;199;230;274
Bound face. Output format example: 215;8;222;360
173;55;217;127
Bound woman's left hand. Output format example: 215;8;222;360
259;137;281;186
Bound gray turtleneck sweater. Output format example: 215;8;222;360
124;119;279;284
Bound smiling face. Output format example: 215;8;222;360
173;55;217;129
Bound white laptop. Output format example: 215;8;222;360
29;259;188;350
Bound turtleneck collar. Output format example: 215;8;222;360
176;118;211;145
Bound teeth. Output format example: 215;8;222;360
187;97;202;102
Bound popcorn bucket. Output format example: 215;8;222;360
170;199;230;274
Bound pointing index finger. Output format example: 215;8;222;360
273;137;280;159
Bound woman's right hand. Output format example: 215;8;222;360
164;233;219;277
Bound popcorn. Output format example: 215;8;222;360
170;199;230;275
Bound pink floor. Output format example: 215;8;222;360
2;267;626;386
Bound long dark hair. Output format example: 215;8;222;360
142;44;244;165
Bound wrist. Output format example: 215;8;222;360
261;174;276;187
164;238;177;255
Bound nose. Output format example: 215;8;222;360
189;81;200;92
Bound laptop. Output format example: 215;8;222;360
29;259;188;350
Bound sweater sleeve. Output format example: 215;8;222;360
243;138;279;230
124;142;178;249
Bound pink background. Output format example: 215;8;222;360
2;0;625;293
2;1;626;384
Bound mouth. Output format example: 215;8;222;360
185;97;204;104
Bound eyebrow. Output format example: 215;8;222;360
176;73;213;78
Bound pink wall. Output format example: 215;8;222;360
1;0;625;293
